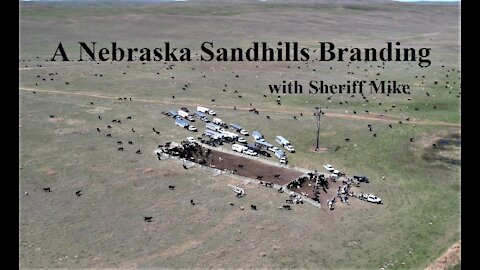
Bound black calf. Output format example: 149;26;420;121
251;205;257;210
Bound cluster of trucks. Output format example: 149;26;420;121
165;105;296;164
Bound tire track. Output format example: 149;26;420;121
19;87;460;128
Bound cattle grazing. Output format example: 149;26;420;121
118;147;124;151
273;174;281;178
267;115;270;119
128;141;133;145
373;133;377;138
90;102;94;105
432;143;436;148
75;190;82;196
117;141;122;145
144;216;152;222
97;128;101;132
155;131;160;135
190;199;195;205
345;138;350;142
132;128;135;132
183;164;188;170
409;137;414;142
127;116;132;119
256;176;263;180
107;125;112;129
238;164;244;168
293;116;297;120
388;124;392;128
168;185;175;190
98;115;102;120
136;150;142;154
251;205;257;210
43;188;51;192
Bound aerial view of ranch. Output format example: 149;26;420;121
19;0;460;269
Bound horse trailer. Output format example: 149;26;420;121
232;144;248;153
252;131;264;141
204;129;223;139
175;118;189;128
275;136;290;146
206;122;222;132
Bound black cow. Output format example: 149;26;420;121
183;165;188;170
117;141;122;145
251;205;257;210
128;141;133;145
169;185;175;190
127;116;132;119
96;128;100;132
75;190;82;196
144;217;152;222
43;187;51;192
136;150;142;154
118;147;124;151
190;199;195;205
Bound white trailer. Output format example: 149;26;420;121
212;117;223;125
232;144;248;153
178;110;189;118
197;106;210;113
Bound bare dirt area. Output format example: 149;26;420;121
188;145;303;185
425;241;460;270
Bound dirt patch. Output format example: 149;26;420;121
425;241;460;270
308;146;329;153
186;145;303;185
47;117;64;123
65;119;87;125
142;168;155;174
41;168;57;176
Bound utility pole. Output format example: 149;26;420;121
315;107;321;151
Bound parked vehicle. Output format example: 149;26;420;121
168;110;178;118
197;106;216;115
206;122;222;132
258;150;271;157
255;140;273;150
284;144;295;153
204;129;223;139
323;164;335;172
187;125;197;132
274;149;286;159
221;130;239;140
232;144;248;153
186;137;196;143
230;123;249;136
367;195;382;204
237;137;247;143
212;117;223;125
267;146;279;152
353;175;369;183
252;131;263;141
243;149;258;156
197;106;210;113
275;136;290;146
175;118;189;128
